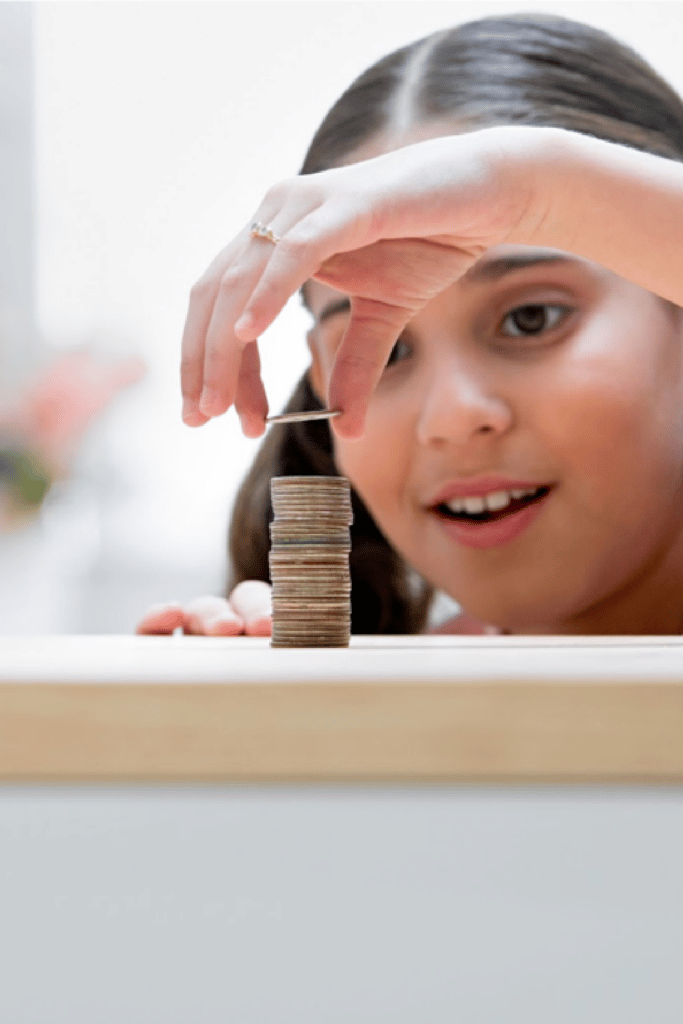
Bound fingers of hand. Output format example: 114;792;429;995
235;342;269;437
135;602;186;635
190;190;351;424
197;245;274;420
182;218;280;426
200;210;323;422
319;240;484;435
228;580;272;636
185;595;245;636
328;297;411;439
234;210;342;343
181;242;243;426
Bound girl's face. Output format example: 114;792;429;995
306;246;683;634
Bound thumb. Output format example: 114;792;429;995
328;296;411;439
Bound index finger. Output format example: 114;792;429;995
233;207;356;344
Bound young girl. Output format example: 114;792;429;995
137;11;683;638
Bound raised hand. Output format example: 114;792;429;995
180;125;551;439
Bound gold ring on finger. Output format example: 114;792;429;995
250;221;281;245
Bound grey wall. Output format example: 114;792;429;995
1;785;682;1022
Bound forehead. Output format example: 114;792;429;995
305;245;596;320
306;125;603;320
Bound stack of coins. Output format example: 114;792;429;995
269;476;352;647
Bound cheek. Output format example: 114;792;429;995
332;409;412;518
534;305;683;500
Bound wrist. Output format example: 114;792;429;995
496;125;581;251
506;126;683;308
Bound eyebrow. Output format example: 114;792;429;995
316;296;351;325
314;253;576;325
462;252;576;284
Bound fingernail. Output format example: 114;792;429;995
182;398;197;422
235;312;253;337
199;387;215;414
245;615;273;637
239;413;265;438
335;408;365;440
206;615;243;636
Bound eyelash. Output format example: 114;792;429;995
385;338;413;368
383;302;571;370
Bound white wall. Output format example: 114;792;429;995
30;0;683;630
0;2;36;398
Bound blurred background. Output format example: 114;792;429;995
2;0;682;633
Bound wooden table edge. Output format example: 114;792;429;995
1;677;682;783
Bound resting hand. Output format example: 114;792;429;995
135;581;272;636
181;124;555;438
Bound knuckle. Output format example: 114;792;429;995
336;351;384;374
354;299;408;330
263;177;296;206
280;231;310;257
218;264;247;293
181;374;202;402
203;346;232;377
189;276;214;302
180;355;201;381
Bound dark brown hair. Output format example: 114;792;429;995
229;12;683;632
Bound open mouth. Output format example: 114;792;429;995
434;485;552;525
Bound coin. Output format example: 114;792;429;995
265;409;342;425
269;475;352;648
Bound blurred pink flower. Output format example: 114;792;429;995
3;350;146;476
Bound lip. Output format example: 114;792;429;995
430;485;554;550
426;475;551;507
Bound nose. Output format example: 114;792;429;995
415;357;513;448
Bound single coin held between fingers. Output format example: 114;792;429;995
265;409;341;425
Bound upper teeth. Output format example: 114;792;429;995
445;487;540;515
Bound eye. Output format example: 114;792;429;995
501;304;569;338
384;337;413;369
